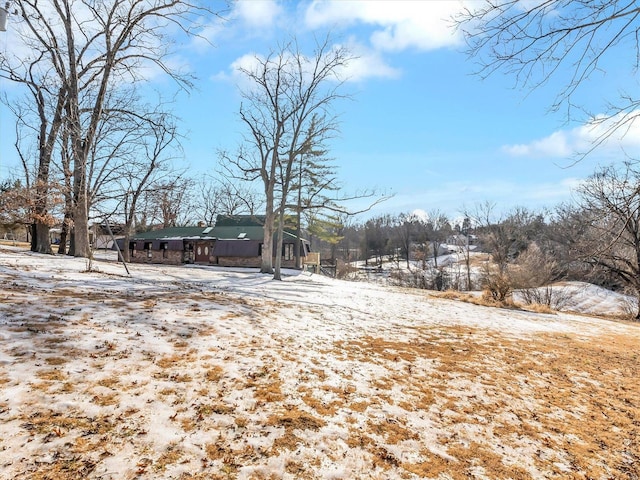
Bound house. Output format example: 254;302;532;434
90;222;126;250
118;215;310;268
445;234;479;252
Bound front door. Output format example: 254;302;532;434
195;242;210;263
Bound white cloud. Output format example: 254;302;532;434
214;39;400;86
304;0;465;52
502;130;576;158
502;112;640;158
337;41;401;81
233;0;282;29
212;53;267;90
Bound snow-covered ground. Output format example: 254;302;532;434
1;246;639;479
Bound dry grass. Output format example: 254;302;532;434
333;328;640;478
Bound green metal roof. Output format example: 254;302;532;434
131;223;306;242
213;225;265;240
130;226;214;240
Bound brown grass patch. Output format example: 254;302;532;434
367;418;419;444
523;303;556;314
300;392;342;416
204;365;224;382
27;456;97;480
154;443;184;472
20;410;114;437
195;402;235;417
44;356;69;366
205;441;231;461
57;382;76;393
156;354;183;368
266;405;325;432
35;369;67;381
247;366;285;404
156;350;197;368
91;392;119;406
430;289;519;309
96;375;120;388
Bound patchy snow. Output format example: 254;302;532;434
549;281;637;317
1;246;639;479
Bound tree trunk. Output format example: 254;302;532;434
121;232;131;263
273;210;287;281
261;203;274;274
294;157;303;269
58;220;68;255
30;162;53;254
294;209;302;270
72;180;91;258
71;145;91;257
433;242;439;269
31;223;51;254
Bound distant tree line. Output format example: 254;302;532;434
306;162;640;319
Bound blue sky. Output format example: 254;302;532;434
1;0;639;219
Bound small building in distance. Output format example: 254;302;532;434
118;215;310;268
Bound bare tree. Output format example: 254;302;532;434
424;210;452;270
195;176;263;225
0;0;214;257
363;215;393;266
511;243;567;309
456;1;640;149
392;213;422;269
56;88;150;254
142;175;195;228
105;111;181;262
226;35;352;279
467;203;546;298
1;63;66;254
574;162;640;319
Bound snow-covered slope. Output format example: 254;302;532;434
1;247;639;479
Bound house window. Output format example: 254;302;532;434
129;241;136;257
144;242;153;258
283;243;293;260
160;242;168;259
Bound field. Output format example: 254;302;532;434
1;247;639;479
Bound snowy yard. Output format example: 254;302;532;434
0;246;639;479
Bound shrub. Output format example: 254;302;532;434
481;270;512;302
